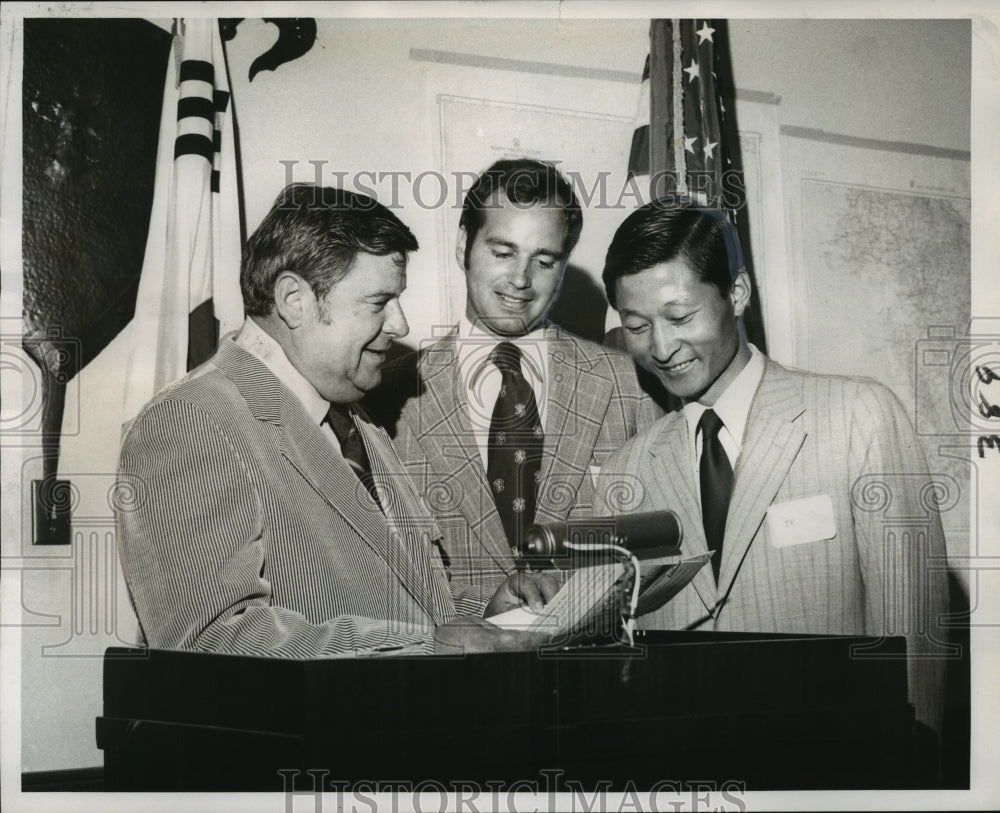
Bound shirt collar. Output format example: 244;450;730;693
710;343;765;447
683;343;765;449
235;317;330;425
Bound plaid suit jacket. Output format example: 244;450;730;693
369;325;662;596
595;358;950;736
116;338;482;657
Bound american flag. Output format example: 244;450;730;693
628;19;742;212
625;19;766;351
122;18;244;427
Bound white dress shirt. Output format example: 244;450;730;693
455;316;549;470
683;343;766;504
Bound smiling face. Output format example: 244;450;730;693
290;251;409;403
457;193;569;336
615;259;751;405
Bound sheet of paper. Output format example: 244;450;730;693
488;553;712;635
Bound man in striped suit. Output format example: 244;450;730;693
595;199;949;752
369;160;661;600
116;183;556;658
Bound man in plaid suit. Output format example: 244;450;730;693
116;183;556;658
370;160;661;599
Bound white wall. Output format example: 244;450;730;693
225;17;650;345
13;16;972;772
729;18;970;151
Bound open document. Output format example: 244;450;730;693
489;552;713;644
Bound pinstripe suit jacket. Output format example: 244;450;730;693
595;358;949;736
116;338;483;657
368;325;662;595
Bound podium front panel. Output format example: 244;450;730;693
99;631;916;791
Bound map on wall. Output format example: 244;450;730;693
799;179;971;538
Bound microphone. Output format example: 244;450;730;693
521;510;683;564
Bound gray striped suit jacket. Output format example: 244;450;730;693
595;358;949;736
116;338;484;657
369;325;662;595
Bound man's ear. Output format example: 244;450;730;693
730;270;752;318
272;271;310;328
455;225;468;271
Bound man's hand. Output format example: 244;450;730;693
433;615;554;655
484;570;561;618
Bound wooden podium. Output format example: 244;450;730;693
97;630;919;791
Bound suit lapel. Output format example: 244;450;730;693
358;420;455;624
535;329;614;522
648;414;718;615
411;334;512;572
718;361;807;596
276;400;388;552
217;340;438;617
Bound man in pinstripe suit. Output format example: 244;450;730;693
369;160;661;599
595;200;948;751
116;183;556;658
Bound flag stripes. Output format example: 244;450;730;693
627;19;736;210
627;56;651;178
178;59;213;84
122;19;243;428
174;133;214;161
174;57;231;194
625;19;764;350
177;96;215;121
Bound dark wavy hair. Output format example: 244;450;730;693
241;183;419;316
602;198;743;308
458;159;583;265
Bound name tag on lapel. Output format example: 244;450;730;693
766;495;836;548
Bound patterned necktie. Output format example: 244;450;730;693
325;404;382;512
698;408;733;583
486;342;544;556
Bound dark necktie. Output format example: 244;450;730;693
698;408;733;583
325;404;382;511
486;342;544;556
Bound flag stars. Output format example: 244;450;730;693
684;136;698;154
683;60;700;83
696;22;716;44
703;141;718;159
